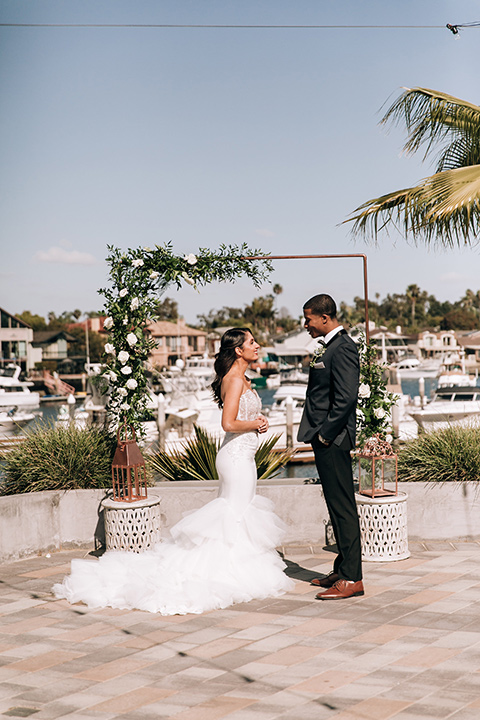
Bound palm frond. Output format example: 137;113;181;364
347;165;480;247
148;426;294;482
383;87;480;165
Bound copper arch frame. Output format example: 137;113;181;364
243;253;370;343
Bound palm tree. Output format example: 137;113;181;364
346;87;480;247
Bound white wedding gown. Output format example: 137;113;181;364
53;389;294;615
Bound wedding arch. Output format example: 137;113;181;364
99;243;272;430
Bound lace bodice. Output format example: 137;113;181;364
237;388;261;421
219;388;261;459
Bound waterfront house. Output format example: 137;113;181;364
0;307;34;372
147;319;207;368
31;330;77;369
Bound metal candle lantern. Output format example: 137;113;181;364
357;435;398;498
112;424;148;502
357;453;398;497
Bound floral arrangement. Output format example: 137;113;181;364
309;341;326;367
356;333;398;449
99;243;272;432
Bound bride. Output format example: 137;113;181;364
53;328;294;615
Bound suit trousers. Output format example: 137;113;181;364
312;435;362;582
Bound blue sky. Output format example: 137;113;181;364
1;0;479;325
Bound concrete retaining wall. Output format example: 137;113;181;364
1;480;480;562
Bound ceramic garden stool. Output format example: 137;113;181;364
356;491;410;562
102;495;162;552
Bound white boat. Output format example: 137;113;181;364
0;406;35;432
410;386;480;432
183;356;215;381
0;365;40;409
392;357;442;379
436;352;478;388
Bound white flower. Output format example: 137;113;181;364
130;297;140;311
119;288;128;298
118;350;130;364
385;434;393;444
121;366;132;375
103;316;114;330
126;332;138;347
117;387;128;397
120;402;130;411
126;378;138;390
104;343;115;355
356;408;364;417
132;259;144;268
150;271;159;280
109;371;118;382
123;319;128;325
181;271;195;286
374;407;386;419
184;253;197;265
358;383;371;399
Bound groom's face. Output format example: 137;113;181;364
303;308;328;338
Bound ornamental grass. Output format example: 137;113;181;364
397;424;480;483
149;425;294;482
0;422;117;495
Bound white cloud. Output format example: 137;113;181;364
34;246;96;265
255;228;275;238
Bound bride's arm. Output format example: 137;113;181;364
221;377;267;433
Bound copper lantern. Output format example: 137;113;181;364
112;424;148;502
357;451;398;498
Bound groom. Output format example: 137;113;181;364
297;293;363;599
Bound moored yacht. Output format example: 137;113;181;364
0;365;40;409
410;385;480;432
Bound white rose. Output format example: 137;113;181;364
150;271;159;280
358;383;371;399
104;343;115;355
118;350;130;364
103;316;114;330
119;288;128;298
126;378;138;390
181;271;195;286
374;407;386;419
132;259;144;268
121;366;132;375
356;408;364;417
385;434;393;444
120;402;130;411
130;297;139;311
123;319;128;325
184;253;197;265
117;387;128;397
109;371;117;382
126;332;138;347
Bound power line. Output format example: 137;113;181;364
0;22;454;29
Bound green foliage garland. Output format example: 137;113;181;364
356;334;398;448
99;243;272;431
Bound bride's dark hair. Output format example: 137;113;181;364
211;328;252;408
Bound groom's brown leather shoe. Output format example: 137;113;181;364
315;579;364;600
311;572;339;588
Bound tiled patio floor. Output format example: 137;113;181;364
1;540;480;719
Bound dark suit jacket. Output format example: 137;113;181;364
297;330;360;448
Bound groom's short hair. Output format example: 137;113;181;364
303;294;337;318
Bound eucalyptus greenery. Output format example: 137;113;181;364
356;334;398;449
99;243;272;432
149;426;294;482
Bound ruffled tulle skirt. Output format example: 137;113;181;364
53;494;294;615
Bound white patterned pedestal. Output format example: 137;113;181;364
102;495;162;552
356;492;410;562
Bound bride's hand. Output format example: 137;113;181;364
256;414;269;433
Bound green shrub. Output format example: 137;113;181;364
149;425;294;481
0;422;117;495
398;425;480;483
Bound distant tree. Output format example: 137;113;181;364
16;311;47;331
67;326;105;362
155;297;179;322
197;306;246;329
440;309;479;331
